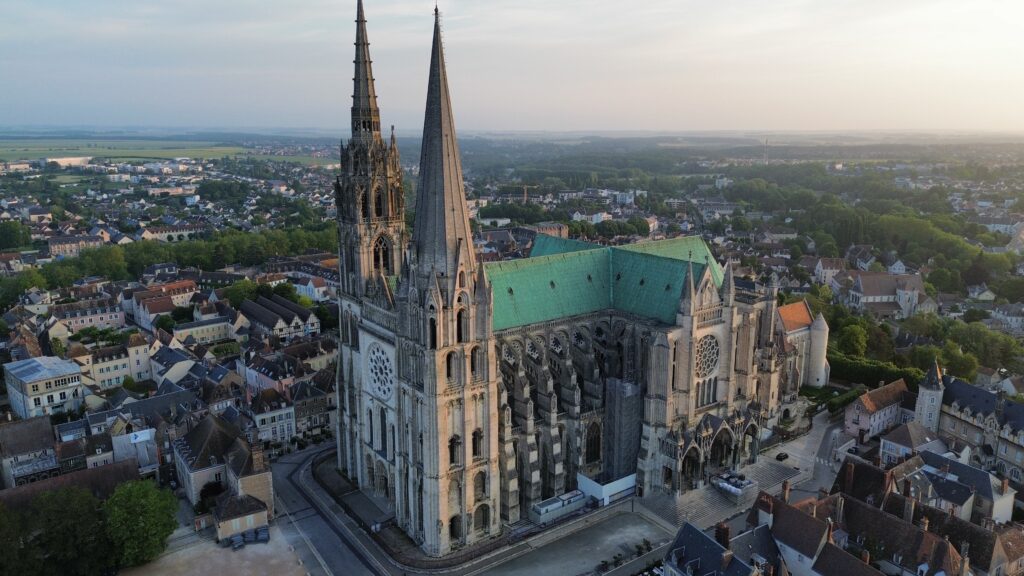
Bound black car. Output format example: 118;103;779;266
775;452;789;461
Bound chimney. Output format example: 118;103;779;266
920;515;930;532
836;495;845;526
250;439;266;473
721;550;734;571
903;497;916;522
827;518;835;544
902;478;912;497
1002;477;1010;495
845;461;855;490
861;550;871;564
949;506;955;519
781;480;791;503
764;564;775;576
715;523;731;550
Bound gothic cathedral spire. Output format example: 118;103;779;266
335;0;405;300
351;0;381;141
411;9;476;280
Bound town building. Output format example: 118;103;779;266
845;379;916;442
0;417;59;488
3;356;85;419
47;235;103;258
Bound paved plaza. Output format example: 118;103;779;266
479;512;672;576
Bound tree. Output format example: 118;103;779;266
153;315;176;333
962;309;991;323
273;282;299;303
836;325;869;357
104;480;178;567
224;279;259;307
0;503;37;575
0;221;31;250
627;216;651;236
170;306;194;323
27;487;113;576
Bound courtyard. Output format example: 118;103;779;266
122;525;306;576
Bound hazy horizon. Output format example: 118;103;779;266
3;0;1022;133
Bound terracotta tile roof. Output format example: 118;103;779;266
778;300;814;333
857;379;908;414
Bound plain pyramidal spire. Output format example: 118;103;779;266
351;0;381;140
411;7;476;277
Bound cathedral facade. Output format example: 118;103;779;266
335;3;829;557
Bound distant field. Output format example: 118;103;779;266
0;139;243;161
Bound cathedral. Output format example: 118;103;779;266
335;2;829;557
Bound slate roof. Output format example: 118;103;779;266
883;422;942;450
664;522;755;576
0;416;56;457
484;235;721;330
177;414;242;472
214;493;267;522
86;389;202;429
881;492;998;572
919;450;999;501
943;376;1024;433
769;497;828;558
840;494;964;576
812;542;883;576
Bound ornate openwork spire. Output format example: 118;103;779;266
351;0;381;140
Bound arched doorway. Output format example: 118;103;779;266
709;428;735;470
474;504;490;535
449;515;462;543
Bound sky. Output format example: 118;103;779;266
1;0;1023;133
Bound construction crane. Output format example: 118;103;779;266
520;184;540;204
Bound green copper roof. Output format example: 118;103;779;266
485;235;720;330
530;235;599;257
614;236;723;285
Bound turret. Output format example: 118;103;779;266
808;312;829;388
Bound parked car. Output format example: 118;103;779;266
775;452;789;462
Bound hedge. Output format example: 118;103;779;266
828;349;925;391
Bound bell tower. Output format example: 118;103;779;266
393;8;501;556
335;0;405;300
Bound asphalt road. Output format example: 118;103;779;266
273;446;381;576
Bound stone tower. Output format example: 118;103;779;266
915;359;945;433
808;312;830;388
393;8;502;556
335;0;405;300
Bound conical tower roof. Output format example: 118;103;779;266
411;8;475;278
922;358;945;390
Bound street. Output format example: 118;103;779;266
268;411;843;576
273;446;383;576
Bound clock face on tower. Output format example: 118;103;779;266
367;343;394;400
